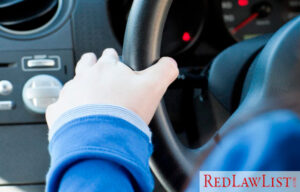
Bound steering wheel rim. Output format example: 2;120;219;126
122;0;300;191
122;1;207;191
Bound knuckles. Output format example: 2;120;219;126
162;57;179;80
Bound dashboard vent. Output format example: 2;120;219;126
0;0;59;32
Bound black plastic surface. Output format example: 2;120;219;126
0;0;74;40
0;21;73;51
0;124;49;185
71;0;121;61
0;0;58;26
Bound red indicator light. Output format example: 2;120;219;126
182;32;191;42
238;0;249;7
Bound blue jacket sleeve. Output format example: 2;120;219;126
186;110;300;191
58;160;136;192
201;110;300;171
46;111;154;192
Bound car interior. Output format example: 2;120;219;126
0;0;299;191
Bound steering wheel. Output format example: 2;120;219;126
122;0;300;191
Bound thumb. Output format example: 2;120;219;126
142;57;179;90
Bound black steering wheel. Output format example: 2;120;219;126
122;0;300;191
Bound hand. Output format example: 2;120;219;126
46;48;179;129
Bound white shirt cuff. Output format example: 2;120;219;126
48;104;152;142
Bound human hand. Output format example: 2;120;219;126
46;48;179;129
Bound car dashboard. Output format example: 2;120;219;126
0;0;298;191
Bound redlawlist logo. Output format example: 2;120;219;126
199;171;300;192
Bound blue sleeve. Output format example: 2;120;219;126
201;110;300;171
46;105;154;192
186;110;300;191
58;160;135;192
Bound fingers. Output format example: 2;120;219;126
75;53;97;75
97;48;119;66
76;51;178;96
76;49;120;75
142;57;179;91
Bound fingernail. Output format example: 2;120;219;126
101;48;119;63
102;48;117;56
81;52;94;59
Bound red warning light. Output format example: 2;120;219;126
238;0;249;7
182;32;191;42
